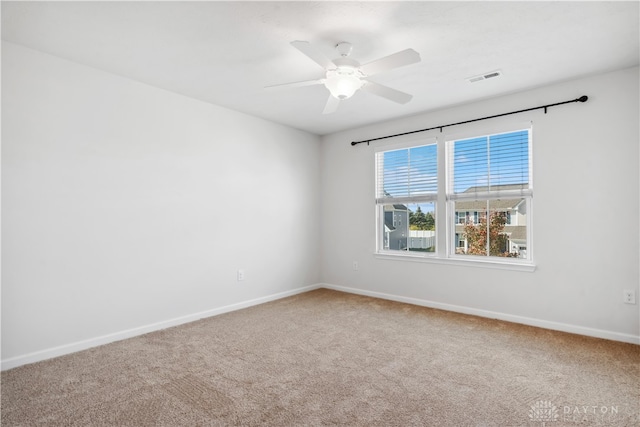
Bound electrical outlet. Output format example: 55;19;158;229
352;261;359;271
237;269;245;282
623;290;635;304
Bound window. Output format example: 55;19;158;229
456;211;467;224
375;126;533;268
447;129;531;260
375;142;437;253
457;211;479;225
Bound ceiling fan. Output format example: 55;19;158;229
266;41;421;114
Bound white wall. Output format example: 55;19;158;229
320;67;640;343
2;41;638;371
1;42;321;366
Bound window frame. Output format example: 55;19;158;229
374;137;439;257
374;122;535;272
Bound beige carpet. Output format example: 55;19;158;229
2;288;639;426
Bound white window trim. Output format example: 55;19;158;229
374;251;536;272
374;121;535;271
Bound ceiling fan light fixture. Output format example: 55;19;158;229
324;67;364;99
270;40;420;113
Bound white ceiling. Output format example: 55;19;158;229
2;1;639;135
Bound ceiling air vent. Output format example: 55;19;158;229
468;70;502;83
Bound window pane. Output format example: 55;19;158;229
489;131;529;189
450;130;530;197
382;202;436;252
451;136;488;195
454;199;527;258
377;144;437;200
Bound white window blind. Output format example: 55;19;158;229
447;129;531;200
375;143;438;205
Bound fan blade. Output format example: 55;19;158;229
264;79;324;90
361;80;413;104
291;40;336;70
360;48;421;76
322;95;340;114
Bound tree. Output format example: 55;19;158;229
463;211;511;256
424;212;435;231
410;206;436;231
409;206;427;230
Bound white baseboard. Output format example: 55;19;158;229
1;284;322;371
4;282;637;370
320;283;640;345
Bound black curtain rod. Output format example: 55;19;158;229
350;95;588;146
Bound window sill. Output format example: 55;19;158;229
375;251;536;272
